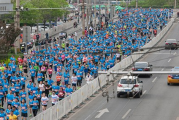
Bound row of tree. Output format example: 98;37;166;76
7;0;69;26
120;0;179;8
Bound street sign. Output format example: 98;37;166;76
23;26;31;43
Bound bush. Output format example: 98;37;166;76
163;5;173;8
141;5;150;8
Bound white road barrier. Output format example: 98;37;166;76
30;13;177;120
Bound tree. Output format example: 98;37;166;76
0;22;21;60
18;0;68;28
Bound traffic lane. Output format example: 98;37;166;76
66;22;178;120
125;73;179;120
101;23;179;120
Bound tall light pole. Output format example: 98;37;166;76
14;0;20;54
174;0;176;9
82;0;85;35
94;0;96;29
136;0;138;8
15;0;20;29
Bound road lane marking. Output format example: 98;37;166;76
150;53;175;54
95;108;109;118
122;109;131;119
161;68;164;71
168;59;171;62
141;90;147;97
85;115;91;120
173;52;176;55
152;77;157;82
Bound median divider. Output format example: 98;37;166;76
30;13;176;120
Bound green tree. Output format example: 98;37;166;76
12;0;68;27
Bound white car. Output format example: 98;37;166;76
117;76;143;98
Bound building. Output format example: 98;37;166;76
0;0;13;14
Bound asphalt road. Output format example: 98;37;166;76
65;21;179;120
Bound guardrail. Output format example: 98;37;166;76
30;13;176;120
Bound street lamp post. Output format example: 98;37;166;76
82;0;85;35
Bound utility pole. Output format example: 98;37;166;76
174;0;176;9
136;0;138;8
99;0;101;30
14;0;20;54
82;0;85;35
94;0;96;29
86;0;89;31
15;0;20;29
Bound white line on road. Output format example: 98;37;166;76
122;109;131;119
161;68;164;71
141;90;147;97
85;115;91;120
168;59;171;62
152;77;157;82
173;52;177;55
150;53;175;54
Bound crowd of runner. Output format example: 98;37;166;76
0;8;173;120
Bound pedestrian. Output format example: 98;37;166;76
51;91;59;106
9;110;17;120
41;93;49;111
35;88;42;110
58;87;65;101
75;32;77;42
47;66;53;78
85;72;93;84
0;85;5;107
32;96;39;117
71;74;77;90
20;99;28;120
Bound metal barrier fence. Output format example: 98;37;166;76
30;14;176;120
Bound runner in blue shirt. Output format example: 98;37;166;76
35;88;41;110
0;108;6;120
11;63;17;74
6;105;11;120
20;99;28;119
0;85;5;107
65;84;73;96
30;66;36;83
47;77;54;86
52;82;60;95
32;97;39;117
37;71;43;83
31;83;38;95
63;71;70;85
6;90;14;106
27;80;33;95
76;70;82;88
19;88;27;102
14;81;21;96
11;98;20;110
28;91;34;117
20;74;26;89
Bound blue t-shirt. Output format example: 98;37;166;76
6;109;11;119
0;89;5;98
6;94;14;104
21;103;28;113
0;112;6;120
32;100;39;110
30;69;36;77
